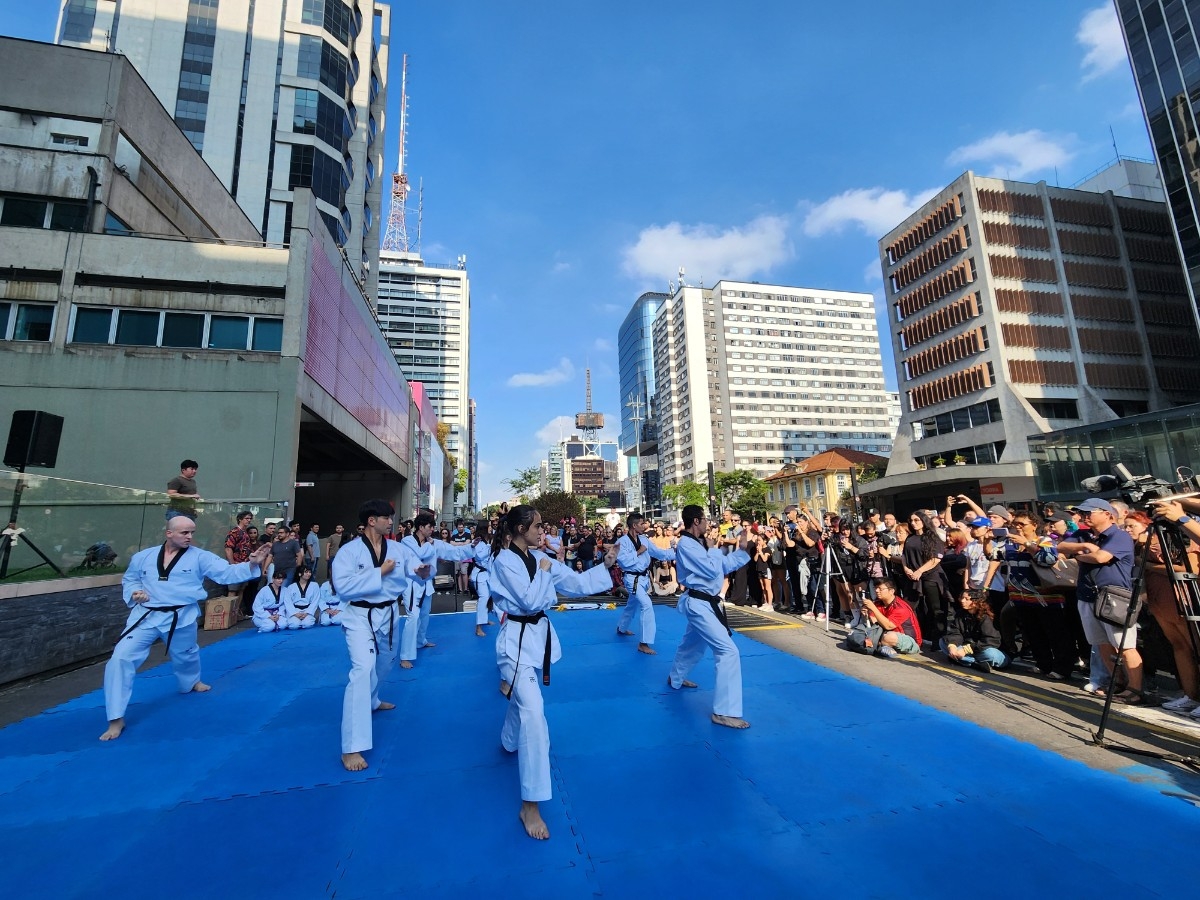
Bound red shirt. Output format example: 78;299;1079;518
878;597;922;645
224;527;253;563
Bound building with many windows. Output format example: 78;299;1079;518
376;250;470;486
764;448;888;515
617;291;666;511
652;280;893;486
57;0;389;299
861;164;1197;514
1116;0;1200;322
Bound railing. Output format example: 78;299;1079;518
0;469;288;585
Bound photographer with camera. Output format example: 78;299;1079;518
1057;499;1143;704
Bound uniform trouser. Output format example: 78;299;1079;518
498;654;551;802
103;617;201;721
341;605;397;754
401;589;433;661
668;598;742;717
474;576;492;626
617;577;656;644
320;609;344;625
289;612;317;629
253;614;287;633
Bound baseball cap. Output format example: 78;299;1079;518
987;505;1012;522
1069;498;1117;516
968;516;991;528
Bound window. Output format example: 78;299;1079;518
209;316;249;350
252;318;283;351
116;310;159;346
1;198;48;228
50;201;88;232
104;212;133;235
72;307;113;343
51;133;90;147
11;303;54;341
162;313;205;348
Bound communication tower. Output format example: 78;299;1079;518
575;368;605;455
381;54;410;253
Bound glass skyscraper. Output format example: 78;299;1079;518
1117;0;1200;318
618;291;666;511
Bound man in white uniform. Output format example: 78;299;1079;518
668;505;752;729
397;512;476;668
332;499;423;771
100;516;269;740
614;512;675;654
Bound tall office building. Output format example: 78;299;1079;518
1116;0;1200;325
57;0;388;299
376;250;471;472
652;280;893;486
617;290;666;511
863;165;1197;510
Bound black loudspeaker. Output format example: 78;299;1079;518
4;410;64;470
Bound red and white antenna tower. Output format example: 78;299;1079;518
382;54;410;253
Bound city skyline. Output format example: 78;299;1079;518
2;2;1153;505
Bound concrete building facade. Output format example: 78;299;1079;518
863;167;1198;513
652;280;893;486
57;0;389;300
0;39;429;531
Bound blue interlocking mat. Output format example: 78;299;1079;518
2;606;1197;898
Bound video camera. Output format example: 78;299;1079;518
1080;462;1200;510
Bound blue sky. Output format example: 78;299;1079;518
3;2;1150;504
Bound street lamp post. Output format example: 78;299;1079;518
625;387;645;512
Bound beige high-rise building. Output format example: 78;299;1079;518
652;279;894;489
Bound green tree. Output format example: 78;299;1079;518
502;465;541;503
714;469;770;520
454;468;467;499
532;491;582;526
661;479;708;511
576;494;604;522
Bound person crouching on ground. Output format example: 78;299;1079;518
942;591;1009;673
847;578;923;658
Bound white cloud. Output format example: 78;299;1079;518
535;415;575;447
947;130;1074;179
863;258;884;286
1078;4;1126;82
803;187;940;239
593;338;613;352
601;303;625;315
621;214;791;282
552;261;571;273
507;357;575;388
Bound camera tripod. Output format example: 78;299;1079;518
0;468;64;581
810;534;848;634
1092;516;1200;772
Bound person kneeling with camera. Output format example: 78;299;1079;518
941;592;1009;673
846;579;922;658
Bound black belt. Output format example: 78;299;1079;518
505;611;551;695
623;568;649;595
350;599;397;653
683;587;731;635
120;604;189;653
293;602;312;610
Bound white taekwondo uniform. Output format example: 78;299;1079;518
470;541;495;627
668;533;751;718
252;583;289;633
318;580;344;626
398;535;475;662
331;535;413;755
490;546;613;801
614;532;675;646
105;544;260;722
284;579;319;629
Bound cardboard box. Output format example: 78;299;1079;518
203;597;237;631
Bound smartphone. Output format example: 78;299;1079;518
991;527;1009;540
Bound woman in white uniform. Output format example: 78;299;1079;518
489;505;617;840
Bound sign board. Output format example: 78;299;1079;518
980;482;1004;496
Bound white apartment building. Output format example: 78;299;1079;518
652;280;893;484
57;0;388;299
376;250;470;465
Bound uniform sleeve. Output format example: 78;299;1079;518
645;541;676;562
197;549;258;585
282;583;300;614
433;539;476;562
332;545;383;603
721;548;751;575
491;552;554;614
121;549;151;608
549;558;613;597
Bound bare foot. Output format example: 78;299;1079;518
638;643;657;655
190;681;211;693
99;718;125;741
342;752;368;771
421;641;436;648
667;676;698;689
375;701;395;711
616;627;635;636
475;627;486;637
499;680;512;698
399;660;414;669
520;801;550;840
712;713;750;729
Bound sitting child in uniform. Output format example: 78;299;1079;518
252;572;289;633
284;565;319;629
318;577;344;625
